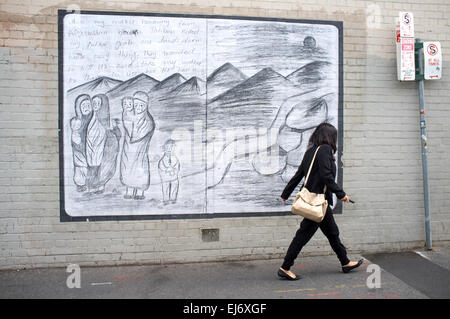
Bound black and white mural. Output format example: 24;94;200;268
58;11;343;221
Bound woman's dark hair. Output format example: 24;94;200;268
308;122;337;154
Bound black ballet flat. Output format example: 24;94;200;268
342;258;364;273
278;268;301;281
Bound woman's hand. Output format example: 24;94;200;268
340;195;350;203
281;197;286;204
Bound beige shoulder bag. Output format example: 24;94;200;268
291;146;328;222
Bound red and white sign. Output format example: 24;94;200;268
399;37;415;81
399;12;414;38
396;13;415;81
423;41;442;80
396;19;400;43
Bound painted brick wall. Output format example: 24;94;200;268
0;0;449;269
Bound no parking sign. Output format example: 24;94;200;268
399;11;414;38
396;12;415;81
423;41;442;80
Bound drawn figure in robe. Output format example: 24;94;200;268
158;139;180;204
120;91;155;200
71;94;93;192
85;94;120;194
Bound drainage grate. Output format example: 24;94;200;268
201;228;219;242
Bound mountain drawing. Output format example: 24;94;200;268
66;60;333;132
106;73;159;99
210;67;299;106
206;63;248;101
207;67;303;129
170;76;206;96
286;61;334;92
286;60;331;84
152;73;186;93
68;76;123;97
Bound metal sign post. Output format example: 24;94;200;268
397;11;439;250
415;38;432;250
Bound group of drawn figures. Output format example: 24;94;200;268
70;91;180;203
71;94;121;195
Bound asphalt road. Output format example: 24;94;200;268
1;247;449;299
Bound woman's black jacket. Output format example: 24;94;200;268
280;144;346;207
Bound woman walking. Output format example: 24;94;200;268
278;122;363;280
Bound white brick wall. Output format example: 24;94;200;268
0;0;449;269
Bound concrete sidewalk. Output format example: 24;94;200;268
1;247;449;299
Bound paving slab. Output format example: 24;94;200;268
363;250;450;299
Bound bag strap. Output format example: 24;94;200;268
304;145;328;194
304;146;321;187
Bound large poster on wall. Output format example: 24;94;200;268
58;10;343;221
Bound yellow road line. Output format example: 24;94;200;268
274;287;317;293
275;282;397;294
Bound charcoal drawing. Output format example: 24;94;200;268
158;139;180;204
120;91;155;200
60;12;341;218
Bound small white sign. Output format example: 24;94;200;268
397;37;415;81
396;12;415;81
423;41;442;80
399;12;414;38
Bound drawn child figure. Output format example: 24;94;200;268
158;139;180;204
121;96;134;140
70;117;88;192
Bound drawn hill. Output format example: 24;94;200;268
207;67;303;129
286;60;335;92
106;73;159;99
206;63;248;101
170;76;206;96
68;76;123;97
152;73;186;93
150;76;206;134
